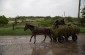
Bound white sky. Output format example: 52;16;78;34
0;0;85;18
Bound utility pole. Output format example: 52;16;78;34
64;11;65;17
78;0;81;23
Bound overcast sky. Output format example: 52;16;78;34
0;0;85;18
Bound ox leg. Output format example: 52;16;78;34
34;35;36;44
43;34;46;41
30;35;33;42
65;37;68;42
49;34;52;41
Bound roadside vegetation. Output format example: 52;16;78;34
0;7;85;36
0;17;85;36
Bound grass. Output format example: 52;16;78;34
80;26;85;33
0;27;32;36
0;17;85;36
0;26;84;36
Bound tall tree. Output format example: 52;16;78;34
81;7;85;18
80;7;85;26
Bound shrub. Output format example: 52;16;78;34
0;15;8;26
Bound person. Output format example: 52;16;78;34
60;19;66;25
53;19;66;28
53;20;59;28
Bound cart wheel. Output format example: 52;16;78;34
58;37;64;43
72;35;77;41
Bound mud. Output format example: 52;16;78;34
0;33;85;55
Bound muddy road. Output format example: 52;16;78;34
0;33;85;55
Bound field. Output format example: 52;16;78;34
0;27;32;36
0;17;85;36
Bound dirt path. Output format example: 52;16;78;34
0;33;85;55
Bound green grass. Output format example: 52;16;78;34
0;26;84;36
0;27;32;36
0;26;85;36
80;26;85;33
0;17;85;36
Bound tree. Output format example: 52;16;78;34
0;15;8;26
81;7;85;18
80;7;85;26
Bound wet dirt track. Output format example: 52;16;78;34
0;33;85;55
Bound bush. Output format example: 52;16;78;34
80;18;85;26
0;15;8;26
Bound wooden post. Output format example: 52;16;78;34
13;23;15;30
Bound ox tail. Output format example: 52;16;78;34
48;29;53;40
